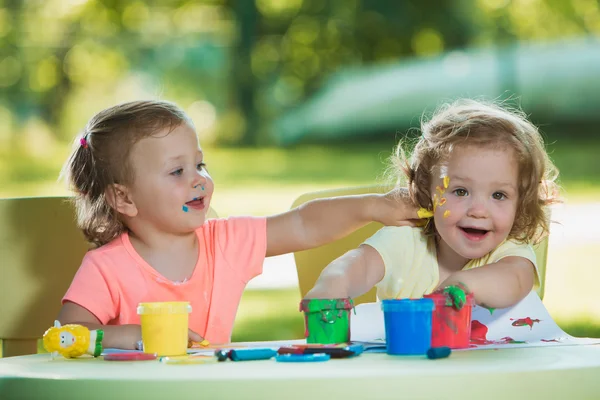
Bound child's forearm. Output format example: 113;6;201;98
305;247;382;299
297;194;380;248
266;189;417;257
439;260;535;309
63;321;141;350
306;269;352;299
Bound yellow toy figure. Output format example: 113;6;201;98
43;320;104;359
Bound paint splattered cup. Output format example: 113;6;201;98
300;298;354;344
382;298;435;355
424;293;474;349
137;301;192;356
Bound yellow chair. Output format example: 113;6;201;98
291;185;549;306
0;196;218;357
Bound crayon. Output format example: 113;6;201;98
160;355;217;365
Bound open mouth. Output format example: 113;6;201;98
185;197;205;210
459;227;489;241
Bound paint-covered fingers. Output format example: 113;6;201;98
417;208;434;219
376;190;420;226
188;329;209;347
436;283;470;311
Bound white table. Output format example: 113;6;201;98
1;345;600;400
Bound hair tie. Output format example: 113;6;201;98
80;136;89;149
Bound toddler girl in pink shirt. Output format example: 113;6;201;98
58;100;422;349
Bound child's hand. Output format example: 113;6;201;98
434;283;470;310
372;188;422;227
187;329;209;347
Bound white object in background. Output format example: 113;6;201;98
350;302;385;343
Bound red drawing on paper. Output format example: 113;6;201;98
510;317;541;330
470;320;527;346
470;320;493;345
498;337;526;344
541;339;560;343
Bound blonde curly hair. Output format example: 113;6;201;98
389;99;560;244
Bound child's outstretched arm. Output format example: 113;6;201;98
266;189;419;257
303;244;386;299
438;256;536;309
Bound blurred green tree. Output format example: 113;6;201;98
0;0;598;151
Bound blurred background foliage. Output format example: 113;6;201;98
2;0;600;151
1;0;600;341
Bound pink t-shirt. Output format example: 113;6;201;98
62;216;267;344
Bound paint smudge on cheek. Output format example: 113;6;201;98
433;176;450;216
182;205;189;212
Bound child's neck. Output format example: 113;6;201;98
128;228;199;283
129;227;196;252
435;236;470;274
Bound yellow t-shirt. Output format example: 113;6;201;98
363;226;539;300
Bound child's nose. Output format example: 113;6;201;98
467;197;488;218
192;172;207;189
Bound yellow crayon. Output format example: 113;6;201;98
160;355;216;365
189;339;211;348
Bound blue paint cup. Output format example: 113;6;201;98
381;298;435;355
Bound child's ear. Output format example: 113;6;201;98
105;184;137;217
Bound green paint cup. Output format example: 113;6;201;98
299;298;354;344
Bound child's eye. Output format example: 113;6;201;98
197;162;206;170
171;168;183;176
492;192;506;200
453;188;468;197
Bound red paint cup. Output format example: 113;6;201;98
424;293;474;349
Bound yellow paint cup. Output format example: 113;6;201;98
137;302;192;356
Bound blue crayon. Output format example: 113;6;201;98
426;347;451;359
215;348;277;361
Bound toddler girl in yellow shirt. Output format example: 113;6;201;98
306;99;560;310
